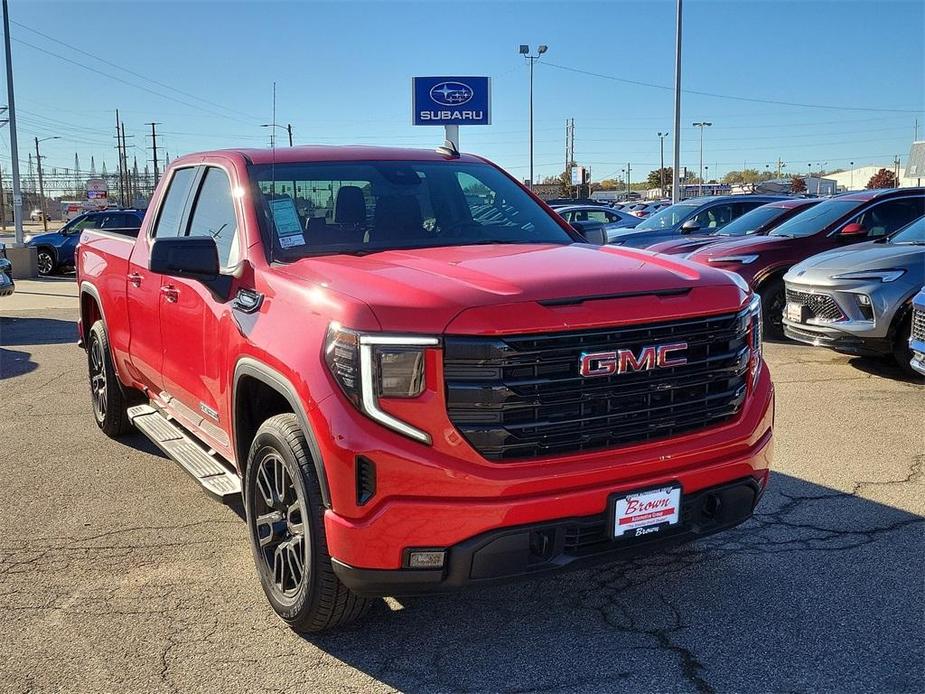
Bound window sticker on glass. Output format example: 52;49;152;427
269;197;303;242
279;233;305;249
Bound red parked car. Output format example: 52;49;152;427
76;145;773;632
648;198;822;257
687;189;925;336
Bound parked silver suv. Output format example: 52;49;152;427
782;215;925;372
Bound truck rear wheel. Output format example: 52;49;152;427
244;413;371;632
87;320;132;437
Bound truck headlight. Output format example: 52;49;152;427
748;293;762;386
324;323;438;443
830;269;905;283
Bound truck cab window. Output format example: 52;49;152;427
186;167;238;267
153;167;197;239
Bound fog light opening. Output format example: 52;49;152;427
702;493;722;520
407;549;446;569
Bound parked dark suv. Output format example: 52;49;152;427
607;195;791;248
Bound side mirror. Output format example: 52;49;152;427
838;222;867;237
150;236;232;299
680;219;700;233
571;220;607;245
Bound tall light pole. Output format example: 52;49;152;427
658;131;668;195
34;135;60;232
671;0;683;203
2;0;24;246
261;123;293;146
849;161;854;190
520;43;548;189
692;121;711;196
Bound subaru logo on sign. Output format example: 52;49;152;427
430;81;473;106
413;76;491;126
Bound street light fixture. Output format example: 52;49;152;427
520;43;548;189
260;123;293;147
34;135;60;232
692;121;711;196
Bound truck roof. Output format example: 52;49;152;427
175;145;486;166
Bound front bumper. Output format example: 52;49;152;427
783;322;891;356
333;476;763;596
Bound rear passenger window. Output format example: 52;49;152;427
186;167;238;268
153;167;197;239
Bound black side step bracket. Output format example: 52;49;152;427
127;404;242;501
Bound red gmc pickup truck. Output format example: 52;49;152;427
76;145;773;632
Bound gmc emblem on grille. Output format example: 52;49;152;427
579;342;688;377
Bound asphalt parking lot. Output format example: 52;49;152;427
1;279;923;694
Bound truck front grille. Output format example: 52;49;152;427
443;310;751;461
786;288;845;322
912;307;925;342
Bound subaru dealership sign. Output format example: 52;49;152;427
412;76;491;126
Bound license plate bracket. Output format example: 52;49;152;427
609;485;682;539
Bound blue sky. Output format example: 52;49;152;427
6;0;925;186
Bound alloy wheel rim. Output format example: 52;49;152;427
38;252;52;274
253;452;309;600
89;337;107;421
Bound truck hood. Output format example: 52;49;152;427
786;240;925;280
277;243;748;334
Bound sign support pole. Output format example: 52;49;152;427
444;125;459;151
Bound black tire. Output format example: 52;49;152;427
36;247;56;276
244;413;371;632
86;320;132;437
892;313;916;375
760;277;786;340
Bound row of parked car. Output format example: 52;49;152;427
550;188;925;375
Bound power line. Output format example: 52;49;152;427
12;37;258;125
542;61;924;114
11;20;264;124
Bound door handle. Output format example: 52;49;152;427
127;272;142;287
160;285;179;303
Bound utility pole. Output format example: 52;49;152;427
34;136;52;232
114;111;125;207
777;157;785;178
286;123;293;147
849;161;854;190
671;0;682;204
121;122;131;205
0;163;5;230
626;162;632;196
146;122;162;184
658;132;668;195
2;0;24;245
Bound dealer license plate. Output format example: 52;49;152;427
611;485;682;539
786;302;805;323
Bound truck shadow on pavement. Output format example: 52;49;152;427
303;470;924;694
0;317;77;379
0;316;76;346
848;355;924;384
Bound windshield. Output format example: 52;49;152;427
248;160;574;258
635;203;698;230
769;199;859;238
889;216;925;244
714;205;788;236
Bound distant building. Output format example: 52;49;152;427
824;165;919;192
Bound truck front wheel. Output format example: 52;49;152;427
87;320;132;437
244;413;371;632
